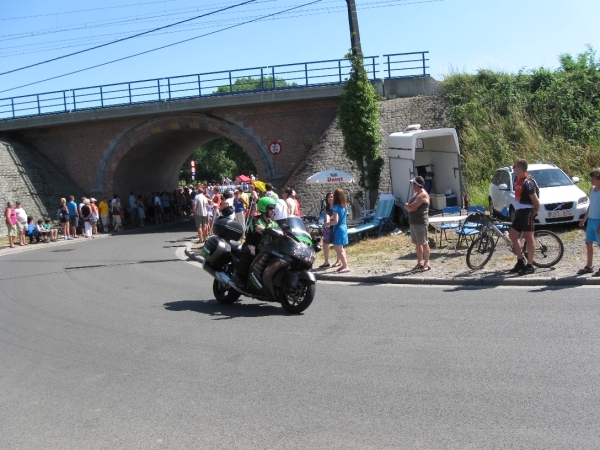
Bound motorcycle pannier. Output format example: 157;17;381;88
203;237;232;268
212;217;244;241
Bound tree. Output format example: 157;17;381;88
179;138;256;185
216;76;294;94
338;52;383;208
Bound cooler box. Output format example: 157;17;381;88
445;193;458;207
430;194;447;210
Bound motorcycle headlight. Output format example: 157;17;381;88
578;196;589;205
293;246;316;264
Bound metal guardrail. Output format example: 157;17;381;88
0;51;429;121
383;51;429;79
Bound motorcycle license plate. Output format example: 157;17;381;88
547;209;572;218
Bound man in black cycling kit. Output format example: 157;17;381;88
509;158;541;275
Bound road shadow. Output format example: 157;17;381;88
163;299;295;319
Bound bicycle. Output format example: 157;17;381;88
465;212;564;270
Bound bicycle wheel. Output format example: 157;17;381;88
466;234;496;270
524;230;564;268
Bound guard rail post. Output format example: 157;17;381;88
305;63;308;86
260;68;264;90
271;66;276;89
386;54;391;79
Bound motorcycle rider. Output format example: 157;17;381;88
232;196;279;285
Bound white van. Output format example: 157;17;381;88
387;125;464;221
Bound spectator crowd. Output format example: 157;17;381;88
3;182;307;248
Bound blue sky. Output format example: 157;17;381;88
0;0;598;99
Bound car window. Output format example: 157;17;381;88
500;171;511;188
528;169;572;188
492;171;502;186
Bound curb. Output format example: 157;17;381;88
184;245;600;287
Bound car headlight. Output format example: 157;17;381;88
578;196;589;205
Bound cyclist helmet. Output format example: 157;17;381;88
257;196;277;213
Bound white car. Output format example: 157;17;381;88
488;163;589;225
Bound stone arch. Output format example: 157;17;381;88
100;114;273;196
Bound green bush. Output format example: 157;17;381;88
442;47;600;203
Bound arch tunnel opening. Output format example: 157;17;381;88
108;115;266;198
179;137;257;186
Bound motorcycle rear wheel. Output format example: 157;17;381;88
278;275;315;314
213;279;241;304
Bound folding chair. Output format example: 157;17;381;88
347;194;395;241
455;213;483;249
463;206;485;229
438;206;461;247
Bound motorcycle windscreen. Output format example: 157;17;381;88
284;217;313;245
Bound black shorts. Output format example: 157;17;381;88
69;216;79;227
511;208;537;233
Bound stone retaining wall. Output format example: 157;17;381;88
286;94;448;217
0;138;84;234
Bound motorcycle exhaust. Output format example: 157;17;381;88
202;260;251;296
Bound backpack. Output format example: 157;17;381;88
56;208;62;220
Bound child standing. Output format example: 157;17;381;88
577;168;600;276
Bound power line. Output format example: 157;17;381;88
0;0;323;95
0;0;430;55
0;0;279;41
0;0;259;76
0;0;176;21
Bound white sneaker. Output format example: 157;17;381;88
64;236;68;240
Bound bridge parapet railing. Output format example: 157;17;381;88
269;56;378;89
383;51;429;79
0;52;427;121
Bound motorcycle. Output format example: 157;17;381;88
201;216;321;314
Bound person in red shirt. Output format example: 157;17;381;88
509;159;541;275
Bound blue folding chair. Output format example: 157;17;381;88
463;206;485;229
347;194;396;241
455;212;483;249
438;206;461;246
496;207;511;232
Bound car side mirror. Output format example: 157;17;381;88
572;176;580;184
498;183;509;190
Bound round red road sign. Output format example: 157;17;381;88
268;141;282;156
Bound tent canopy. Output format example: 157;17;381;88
236;174;252;183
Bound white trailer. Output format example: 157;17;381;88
387;126;464;220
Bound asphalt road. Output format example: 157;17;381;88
1;222;599;449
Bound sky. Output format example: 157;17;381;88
0;0;598;100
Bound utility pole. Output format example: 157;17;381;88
345;0;363;57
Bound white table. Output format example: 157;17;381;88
427;215;470;247
428;215;469;224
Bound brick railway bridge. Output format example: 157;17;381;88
0;52;441;201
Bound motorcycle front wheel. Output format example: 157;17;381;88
213;279;241;304
278;274;315;314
